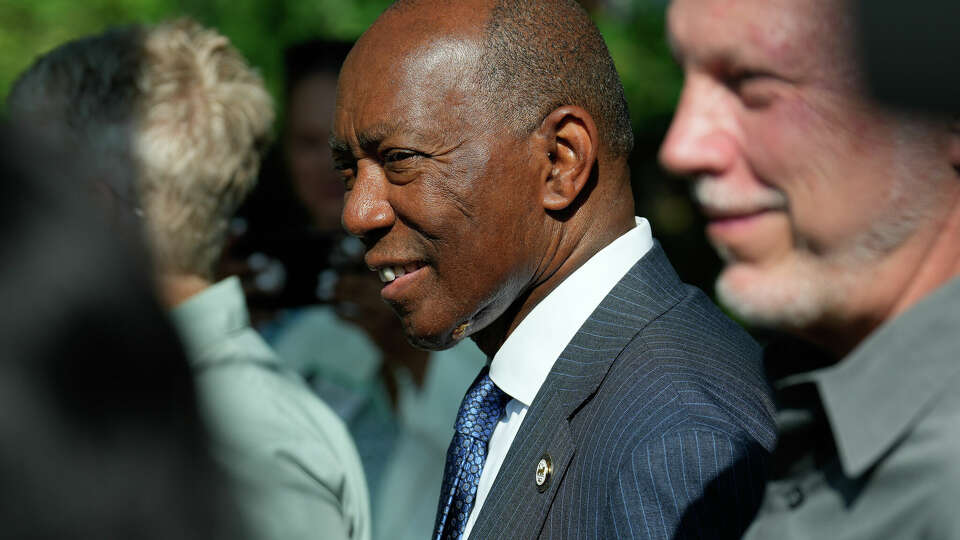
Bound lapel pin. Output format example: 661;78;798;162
536;453;553;492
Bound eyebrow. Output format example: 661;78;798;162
329;134;350;154
328;121;402;155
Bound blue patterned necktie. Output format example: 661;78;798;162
433;367;509;540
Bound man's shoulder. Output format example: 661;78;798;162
196;338;349;450
882;382;960;501
193;327;363;479
645;282;760;358
610;247;760;360
193;327;371;539
583;283;775;451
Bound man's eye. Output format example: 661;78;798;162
333;158;355;172
339;173;356;191
332;162;356;189
383;149;421;164
728;71;781;108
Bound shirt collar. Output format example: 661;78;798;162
169;276;276;368
802;276;960;477
489;217;654;406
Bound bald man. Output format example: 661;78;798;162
332;1;776;538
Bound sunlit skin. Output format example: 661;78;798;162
285;73;345;231
332;0;635;353
660;0;960;355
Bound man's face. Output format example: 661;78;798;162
332;37;544;350
660;0;947;333
285;73;344;231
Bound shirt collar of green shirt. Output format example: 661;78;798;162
774;276;960;478
169;276;278;369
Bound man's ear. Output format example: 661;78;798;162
536;106;599;212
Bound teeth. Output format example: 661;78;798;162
377;265;416;283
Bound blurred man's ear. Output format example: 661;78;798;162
536;105;599;212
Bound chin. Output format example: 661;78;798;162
715;256;852;333
399;316;459;351
404;332;452;351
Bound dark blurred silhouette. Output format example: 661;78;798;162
7;20;372;539
858;0;960;113
0;126;241;540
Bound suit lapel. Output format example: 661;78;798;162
469;243;687;538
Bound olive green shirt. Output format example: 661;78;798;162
171;277;371;540
746;277;960;539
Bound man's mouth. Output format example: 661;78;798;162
692;177;788;222
375;261;427;283
701;205;780;223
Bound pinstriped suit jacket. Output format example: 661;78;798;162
469;244;777;539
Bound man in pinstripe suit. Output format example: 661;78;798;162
332;0;777;537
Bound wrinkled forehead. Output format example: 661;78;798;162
338;3;488;107
335;26;486;133
667;0;854;74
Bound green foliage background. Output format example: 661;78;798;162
0;0;720;292
0;0;681;126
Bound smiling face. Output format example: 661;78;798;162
660;0;953;341
332;31;547;350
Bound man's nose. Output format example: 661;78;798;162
341;161;396;239
659;75;738;179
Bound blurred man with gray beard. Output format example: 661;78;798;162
661;0;960;537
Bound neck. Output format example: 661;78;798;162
887;192;960;320
808;190;960;358
160;273;212;308
472;171;636;357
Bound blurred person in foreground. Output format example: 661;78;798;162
660;0;960;537
0;126;240;539
264;39;486;540
333;0;777;538
8;19;370;540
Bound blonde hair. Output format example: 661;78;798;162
136;18;273;278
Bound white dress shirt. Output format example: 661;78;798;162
462;217;654;538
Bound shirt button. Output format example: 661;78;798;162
786;486;804;509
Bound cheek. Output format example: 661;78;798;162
744;95;892;248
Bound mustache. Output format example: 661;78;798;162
692;177;788;215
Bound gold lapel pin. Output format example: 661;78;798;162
536;453;553;493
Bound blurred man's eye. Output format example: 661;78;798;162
727;70;783;109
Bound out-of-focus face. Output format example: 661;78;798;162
332;34;546;350
660;0;950;336
285;73;344;231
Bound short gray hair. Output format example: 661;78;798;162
476;0;634;157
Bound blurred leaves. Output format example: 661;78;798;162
0;0;679;130
0;0;169;107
